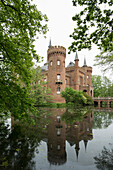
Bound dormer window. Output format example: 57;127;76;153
50;61;52;66
57;60;60;66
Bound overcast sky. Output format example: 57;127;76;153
33;0;107;77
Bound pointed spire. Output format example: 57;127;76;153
75;51;79;60
84;140;88;151
75;143;80;161
83;56;87;66
48;38;52;48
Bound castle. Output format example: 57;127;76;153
41;41;94;103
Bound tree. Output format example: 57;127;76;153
0;0;48;119
61;87;87;104
83;92;94;105
92;75;113;97
69;0;113;53
94;146;113;170
94;50;113;72
30;67;53;106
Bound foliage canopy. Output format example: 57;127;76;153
0;0;48;119
69;0;113;53
61;87;93;105
92;75;113;97
30;67;53;106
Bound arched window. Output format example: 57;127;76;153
57;60;60;65
57;145;61;150
57;74;60;80
57;116;61;123
57;129;61;136
83;89;87;93
50;60;52;66
91;90;92;96
63;61;65;67
57;86;60;94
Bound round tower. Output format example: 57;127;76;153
47;46;66;103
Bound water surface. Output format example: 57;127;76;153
0;107;113;170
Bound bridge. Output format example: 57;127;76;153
93;97;113;108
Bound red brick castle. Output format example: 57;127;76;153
41;40;94;103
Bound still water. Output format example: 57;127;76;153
0;107;113;170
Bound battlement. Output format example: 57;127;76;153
47;46;66;56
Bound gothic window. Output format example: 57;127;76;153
57;87;60;94
57;60;60;65
57;74;60;80
65;79;67;85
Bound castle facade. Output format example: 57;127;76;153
41;43;94;103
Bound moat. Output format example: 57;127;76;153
0;107;113;170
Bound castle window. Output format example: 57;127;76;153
50;144;52;149
57;129;61;136
65;79;67;85
57;145;61;150
87;75;89;79
57;60;60;65
57;116;61;123
57;74;60;80
57;87;60;94
50;61;52;66
63;61;65;67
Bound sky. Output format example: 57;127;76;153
33;0;107;77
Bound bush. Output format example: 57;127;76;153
83;92;94;105
61;87;87;105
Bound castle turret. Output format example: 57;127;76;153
74;51;79;91
82;57;94;96
83;57;87;67
47;46;66;103
48;39;52;48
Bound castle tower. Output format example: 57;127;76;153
47;45;66;103
74;52;79;91
82;57;94;96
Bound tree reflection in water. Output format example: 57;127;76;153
93;110;113;129
94;145;113;170
93;109;113;170
0;109;51;170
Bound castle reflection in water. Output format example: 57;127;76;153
41;108;94;165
